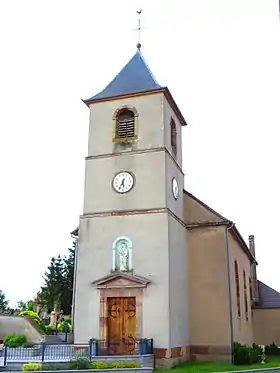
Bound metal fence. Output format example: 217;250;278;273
1;339;153;365
2;344;88;364
90;338;153;357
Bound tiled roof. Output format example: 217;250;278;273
258;280;280;308
85;50;163;102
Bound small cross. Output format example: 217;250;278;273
135;9;143;50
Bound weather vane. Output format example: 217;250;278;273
136;9;143;50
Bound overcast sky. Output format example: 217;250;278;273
0;0;279;306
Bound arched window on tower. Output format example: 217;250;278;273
170;118;177;155
234;260;241;318
113;108;137;142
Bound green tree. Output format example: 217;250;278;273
39;255;65;313
37;242;76;314
62;241;76;314
0;290;9;313
16;300;27;311
26;300;34;311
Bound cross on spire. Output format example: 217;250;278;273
136;9;143;50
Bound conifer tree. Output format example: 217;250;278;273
37;242;76;314
0;290;9;313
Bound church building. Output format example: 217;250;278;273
71;47;280;367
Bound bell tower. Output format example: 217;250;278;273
73;47;189;364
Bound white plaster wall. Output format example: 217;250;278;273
163;96;183;169
74;212;170;346
75;88;188;349
164;152;185;222
88;93;164;157
168;216;189;347
83;151;166;214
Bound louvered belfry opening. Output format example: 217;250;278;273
116;109;135;139
170;118;177;154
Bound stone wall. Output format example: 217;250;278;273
0;316;44;344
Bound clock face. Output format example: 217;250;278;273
172;177;179;200
113;172;134;194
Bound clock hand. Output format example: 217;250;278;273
121;179;125;187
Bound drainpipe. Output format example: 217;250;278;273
71;234;79;336
225;222;234;363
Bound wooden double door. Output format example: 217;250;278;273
107;297;136;355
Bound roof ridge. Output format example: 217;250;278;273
258;280;280;308
137;50;161;86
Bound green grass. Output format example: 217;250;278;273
157;356;280;373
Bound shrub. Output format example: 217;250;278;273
38;322;46;333
253;343;263;358
19;311;42;324
19;311;46;333
90;360;140;369
43;363;61;371
57;322;71;333
4;334;27;348
45;324;55;335
265;342;280;356
233;342;262;365
90;361;108;369
64;317;71;325
4;334;14;344
122;361;141;368
22;363;42;371
109;361;127;369
68;356;90;370
22;343;34;348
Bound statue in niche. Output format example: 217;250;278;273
113;237;132;272
118;242;129;271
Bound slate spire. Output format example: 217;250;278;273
84;50;163;104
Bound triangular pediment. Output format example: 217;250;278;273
92;272;150;289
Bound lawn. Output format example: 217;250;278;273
157;356;280;373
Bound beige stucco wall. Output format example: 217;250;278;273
184;192;223;224
253;308;280;345
229;231;253;345
185;191;254;351
188;227;254;348
188;225;231;348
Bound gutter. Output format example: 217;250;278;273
186;220;255;264
225;222;235;363
70;234;79;335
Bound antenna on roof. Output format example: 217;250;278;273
136;9;143;50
